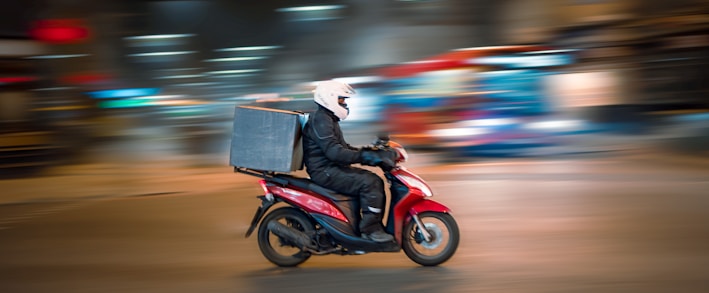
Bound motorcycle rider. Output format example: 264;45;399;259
302;79;397;243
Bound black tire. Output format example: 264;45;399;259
257;207;315;267
402;212;459;266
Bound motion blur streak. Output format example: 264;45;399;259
1;0;708;292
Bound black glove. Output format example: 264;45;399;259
377;148;398;162
360;149;383;166
377;149;398;171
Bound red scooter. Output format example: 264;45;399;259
238;136;459;267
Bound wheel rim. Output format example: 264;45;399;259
408;216;451;258
419;222;444;249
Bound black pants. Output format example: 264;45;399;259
309;165;385;216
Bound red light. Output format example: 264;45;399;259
0;76;37;84
379;45;554;78
30;19;90;43
61;72;112;85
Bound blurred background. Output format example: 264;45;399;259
1;0;708;172
1;1;709;292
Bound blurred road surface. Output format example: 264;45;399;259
1;144;708;293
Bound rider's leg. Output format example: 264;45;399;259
355;171;393;242
311;166;393;242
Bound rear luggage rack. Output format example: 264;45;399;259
234;167;288;185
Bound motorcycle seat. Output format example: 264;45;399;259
273;174;353;202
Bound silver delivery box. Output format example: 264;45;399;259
229;105;306;172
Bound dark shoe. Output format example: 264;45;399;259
360;211;393;242
362;230;394;242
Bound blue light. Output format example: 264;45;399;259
469;54;573;68
88;88;160;99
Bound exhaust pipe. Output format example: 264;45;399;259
267;221;317;250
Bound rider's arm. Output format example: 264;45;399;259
310;116;361;165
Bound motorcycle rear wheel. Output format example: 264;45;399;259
402;212;459;266
257;207;315;267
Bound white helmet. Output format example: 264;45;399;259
313;79;356;120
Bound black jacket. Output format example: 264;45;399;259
302;105;362;176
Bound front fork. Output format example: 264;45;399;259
411;212;432;242
387;174;431;243
245;195;276;238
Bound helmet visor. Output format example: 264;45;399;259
338;96;349;112
337;95;349;105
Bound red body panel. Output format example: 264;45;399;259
391;168;452;244
267;185;349;223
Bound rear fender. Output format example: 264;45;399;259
245;195;277;238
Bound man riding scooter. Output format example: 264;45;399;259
302;79;398;242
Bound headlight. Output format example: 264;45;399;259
398;174;433;197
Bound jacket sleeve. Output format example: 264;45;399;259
310;115;361;165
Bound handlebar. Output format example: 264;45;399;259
373;132;390;148
366;133;402;171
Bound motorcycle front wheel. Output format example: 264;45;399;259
402;212;459;266
257;207;315;267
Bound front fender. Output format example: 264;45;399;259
410;199;452;214
395;199;452;244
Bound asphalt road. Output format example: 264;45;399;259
1;149;708;293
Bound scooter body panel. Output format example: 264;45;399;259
312;214;400;252
267;184;350;223
389;168;453;244
398;199;453;244
270;183;400;252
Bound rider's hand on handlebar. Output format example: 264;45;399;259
377;148;398;171
360;149;383;167
378;148;399;162
360;148;398;169
379;158;396;171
